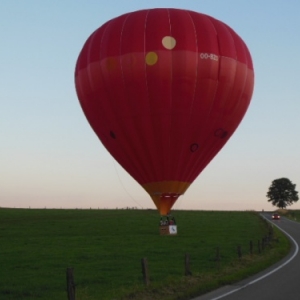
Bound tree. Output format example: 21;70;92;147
267;178;299;209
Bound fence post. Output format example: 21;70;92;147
265;235;269;246
237;245;242;259
66;268;75;300
141;258;150;286
262;237;265;251
185;253;192;276
269;225;274;239
216;247;220;269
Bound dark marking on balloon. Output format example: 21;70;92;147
110;131;116;139
214;129;228;139
190;143;199;152
220;131;228;138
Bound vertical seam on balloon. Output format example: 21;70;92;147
88;19;142;207
94;22;114;140
143;9;161;186
197;28;253;182
183;16;221;182
119;13;145;180
211;22;236;136
174;10;199;185
230;37;248;115
176;10;200;202
228;38;251;129
166;8;172;188
144;10;150;120
215;26;241;142
207;16;221;122
189;10;199;108
119;13;144;179
223;25;238;119
119;12;150;183
193;22;241;181
99;21;123;158
83;22;128;173
137;10;161;184
138;10;162;182
99;19;115;137
181;15;219;182
191;20;233;180
100;17;144;184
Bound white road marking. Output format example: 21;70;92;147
209;216;299;300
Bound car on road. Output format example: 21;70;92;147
272;213;280;220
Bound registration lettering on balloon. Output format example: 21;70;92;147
200;53;219;61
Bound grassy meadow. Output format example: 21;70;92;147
0;208;290;300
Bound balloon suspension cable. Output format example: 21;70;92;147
112;159;144;209
174;194;184;211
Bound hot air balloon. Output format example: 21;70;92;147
75;8;254;217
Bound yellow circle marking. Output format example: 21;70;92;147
162;36;176;50
145;52;158;65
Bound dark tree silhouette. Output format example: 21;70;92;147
267;178;299;209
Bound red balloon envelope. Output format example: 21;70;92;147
75;8;254;215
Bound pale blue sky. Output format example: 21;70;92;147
1;0;300;211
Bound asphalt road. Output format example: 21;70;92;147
192;213;300;300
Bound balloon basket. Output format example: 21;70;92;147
159;225;177;235
159;215;177;235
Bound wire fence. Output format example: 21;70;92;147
66;224;276;299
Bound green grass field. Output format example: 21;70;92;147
0;208;290;300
